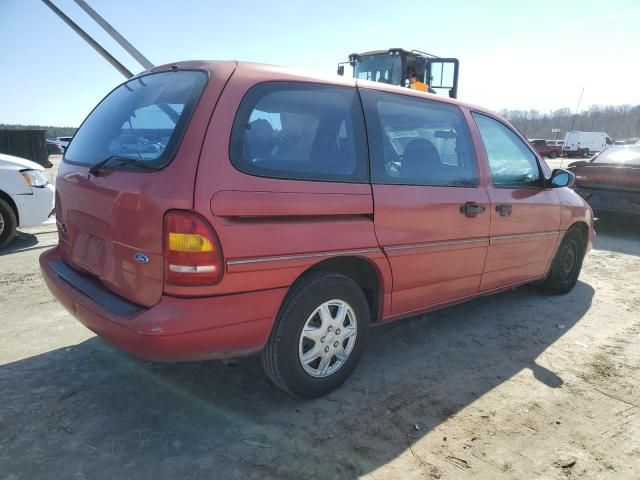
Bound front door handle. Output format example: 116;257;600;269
459;202;486;218
496;204;513;216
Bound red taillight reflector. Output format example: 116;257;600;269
163;210;224;286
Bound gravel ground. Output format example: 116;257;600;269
0;157;638;479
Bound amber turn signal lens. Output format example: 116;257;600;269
168;233;214;252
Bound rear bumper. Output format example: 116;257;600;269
40;247;287;362
575;188;640;217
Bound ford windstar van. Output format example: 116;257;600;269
40;61;594;397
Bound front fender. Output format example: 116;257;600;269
0;169;33;195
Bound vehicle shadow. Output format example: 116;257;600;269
0;231;39;256
0;229;57;256
0;281;594;479
594;216;640;257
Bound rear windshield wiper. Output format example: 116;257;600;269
88;156;156;176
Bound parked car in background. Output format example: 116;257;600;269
45;139;63;155
567;145;640;219
107;133;164;158
529;139;562;158
56;136;73;152
40;61;594;397
0;153;55;247
563;131;613;158
613;139;639;146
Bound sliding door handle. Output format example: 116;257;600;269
459;202;486;218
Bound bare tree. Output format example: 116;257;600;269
500;105;640;140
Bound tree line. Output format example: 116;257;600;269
500;104;640;141
3;103;640;142
0;124;77;140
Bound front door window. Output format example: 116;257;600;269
472;113;541;188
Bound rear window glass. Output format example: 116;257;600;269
64;71;207;168
230;82;368;183
593;146;640;166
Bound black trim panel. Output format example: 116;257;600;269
50;260;143;316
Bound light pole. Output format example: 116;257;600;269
41;0;155;79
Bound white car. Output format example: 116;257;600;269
0;153;55;248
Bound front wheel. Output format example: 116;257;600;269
261;272;370;397
538;228;585;294
0;198;17;249
582;149;591;158
549;151;557;159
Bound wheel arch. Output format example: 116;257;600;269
568;220;589;253
293;255;385;324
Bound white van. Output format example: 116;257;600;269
563;131;613;158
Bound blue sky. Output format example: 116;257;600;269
1;0;639;126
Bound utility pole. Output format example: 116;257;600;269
569;86;585;133
72;0;154;70
40;0;133;78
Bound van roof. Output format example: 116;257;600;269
566;131;609;135
143;60;501;121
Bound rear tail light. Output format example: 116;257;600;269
163;210;224;286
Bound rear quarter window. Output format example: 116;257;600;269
230;82;368;183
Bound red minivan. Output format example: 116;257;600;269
40;61;595;397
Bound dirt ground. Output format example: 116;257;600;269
1;157;639;479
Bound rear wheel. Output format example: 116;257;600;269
0;198;17;249
261;272;370;397
549;151;557;159
539;228;585;294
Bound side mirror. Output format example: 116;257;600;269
337;65;345;76
548;169;575;188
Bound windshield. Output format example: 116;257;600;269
64;70;208;168
354;54;402;85
593;145;640;166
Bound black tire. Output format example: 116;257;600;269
582;149;591;158
261;271;370;398
539;228;585;294
549;151;557;159
0;198;18;249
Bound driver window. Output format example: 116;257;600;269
472;113;541;187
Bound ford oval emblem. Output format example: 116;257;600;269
134;253;150;264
